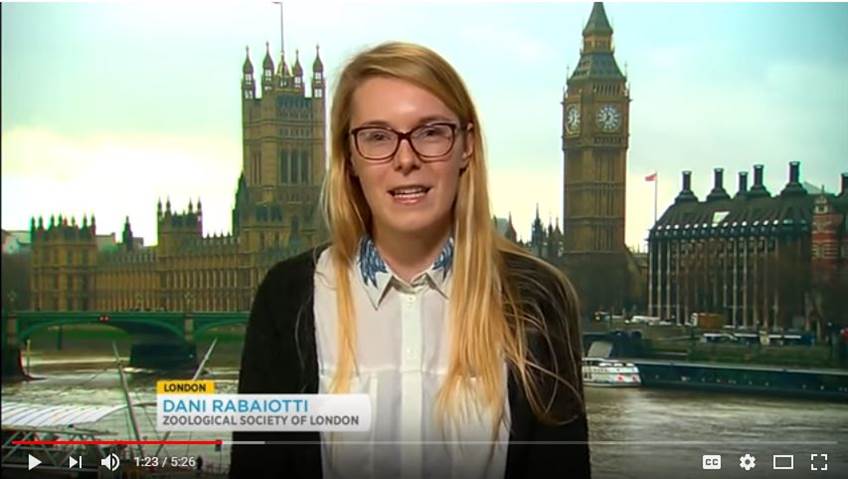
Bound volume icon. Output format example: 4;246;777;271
100;453;120;471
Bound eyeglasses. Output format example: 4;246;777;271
349;122;462;162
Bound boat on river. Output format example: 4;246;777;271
582;357;642;387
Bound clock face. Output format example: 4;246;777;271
596;104;622;132
565;104;581;134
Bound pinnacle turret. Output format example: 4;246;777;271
293;49;303;77
312;44;323;73
262;42;274;71
243;46;254;74
277;52;290;78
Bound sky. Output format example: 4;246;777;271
3;0;847;251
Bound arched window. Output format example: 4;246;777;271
300;150;309;183
280;150;289;184
252;152;261;184
290;150;300;184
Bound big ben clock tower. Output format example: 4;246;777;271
562;2;630;254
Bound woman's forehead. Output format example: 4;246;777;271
350;76;458;128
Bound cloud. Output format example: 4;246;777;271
458;23;557;67
628;58;847;223
1;127;241;244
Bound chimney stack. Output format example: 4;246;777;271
674;170;698;204
790;161;800;184
707;167;730;202
841;173;848;197
780;161;806;197
736;171;748;198
748;164;770;198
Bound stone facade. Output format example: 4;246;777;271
29;44;328;312
648;164;848;332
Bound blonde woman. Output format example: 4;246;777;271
230;42;590;479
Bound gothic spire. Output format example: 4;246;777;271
262;41;274;72
243;46;254;74
293;49;303;77
313;44;324;73
583;2;613;36
278;51;290;78
570;2;623;81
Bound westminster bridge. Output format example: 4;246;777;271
1;310;249;379
1;310;640;380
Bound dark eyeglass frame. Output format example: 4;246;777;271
349;122;466;162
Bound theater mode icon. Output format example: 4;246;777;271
773;455;794;470
702;455;721;470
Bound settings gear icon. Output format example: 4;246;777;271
739;453;756;471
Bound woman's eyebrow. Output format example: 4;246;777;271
353;115;458;130
354;120;393;128
415;114;456;124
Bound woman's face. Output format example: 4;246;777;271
349;76;472;239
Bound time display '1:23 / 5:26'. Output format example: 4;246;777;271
134;456;198;468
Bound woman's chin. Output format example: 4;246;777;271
376;213;448;238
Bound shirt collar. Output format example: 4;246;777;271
355;235;454;308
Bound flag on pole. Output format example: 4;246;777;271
646;172;658;224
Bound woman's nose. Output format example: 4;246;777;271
392;138;421;172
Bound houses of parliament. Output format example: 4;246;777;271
22;2;636;314
22;2;841;325
27;45;328;312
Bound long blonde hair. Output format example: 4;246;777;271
320;41;584;433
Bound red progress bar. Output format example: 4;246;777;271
12;440;222;445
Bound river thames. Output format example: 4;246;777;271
2;343;845;478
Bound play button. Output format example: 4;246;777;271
28;454;42;470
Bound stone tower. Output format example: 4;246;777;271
562;2;630;254
235;43;327;255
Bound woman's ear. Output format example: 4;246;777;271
460;123;474;170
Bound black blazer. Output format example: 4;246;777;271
230;246;591;479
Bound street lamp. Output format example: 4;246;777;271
7;290;17;312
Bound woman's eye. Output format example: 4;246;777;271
363;130;391;142
418;126;446;138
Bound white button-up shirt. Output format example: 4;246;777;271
313;237;510;479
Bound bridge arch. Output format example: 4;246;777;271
192;313;248;338
14;312;184;345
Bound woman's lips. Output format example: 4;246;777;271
388;186;431;205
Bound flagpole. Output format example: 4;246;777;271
654;172;658;225
273;1;284;56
